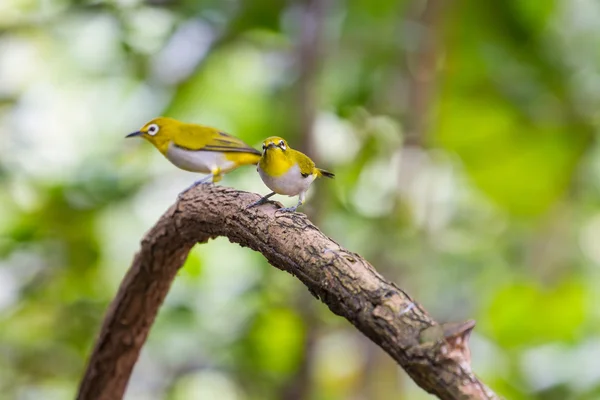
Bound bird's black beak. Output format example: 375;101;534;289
126;131;143;138
267;143;277;149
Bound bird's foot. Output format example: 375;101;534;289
277;206;298;213
246;199;266;209
246;192;277;209
178;176;213;199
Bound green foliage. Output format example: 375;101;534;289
246;307;305;378
2;0;600;399
483;280;587;348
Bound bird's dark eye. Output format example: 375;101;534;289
262;144;266;150
147;124;159;136
279;140;286;150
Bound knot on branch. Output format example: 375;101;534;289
420;320;476;368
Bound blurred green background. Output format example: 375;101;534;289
2;0;600;399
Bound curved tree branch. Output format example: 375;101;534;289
77;185;499;400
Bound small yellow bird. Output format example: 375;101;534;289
248;136;334;212
126;117;261;192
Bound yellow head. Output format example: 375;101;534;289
126;117;182;152
261;136;289;154
259;136;295;174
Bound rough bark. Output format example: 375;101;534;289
77;184;499;400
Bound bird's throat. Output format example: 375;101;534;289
260;149;293;177
147;136;171;155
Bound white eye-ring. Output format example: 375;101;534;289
147;124;159;136
279;140;286;150
262;143;267;151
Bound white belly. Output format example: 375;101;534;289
258;164;316;196
166;144;236;173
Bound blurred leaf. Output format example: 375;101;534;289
246;307;305;378
437;95;587;216
435;0;591;216
483;280;587;348
181;246;204;278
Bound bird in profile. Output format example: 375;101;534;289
126;117;261;194
248;136;334;212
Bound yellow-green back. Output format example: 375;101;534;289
290;149;317;175
135;117;260;163
174;123;259;154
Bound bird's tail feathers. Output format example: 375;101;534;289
317;168;335;179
